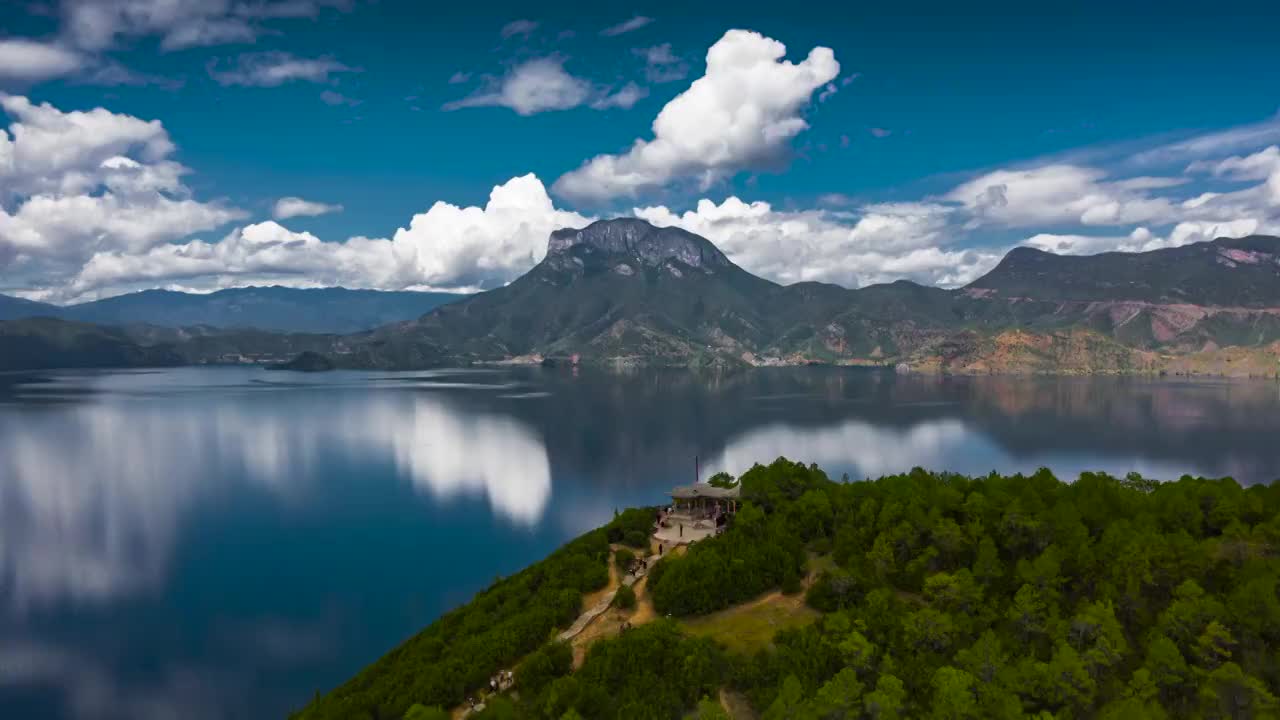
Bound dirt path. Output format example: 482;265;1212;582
720;688;758;720
629;575;656;625
580;553;621;609
559;548;641;644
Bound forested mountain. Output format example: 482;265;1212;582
0;286;462;333
296;458;1280;720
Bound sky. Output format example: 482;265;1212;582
1;0;1279;302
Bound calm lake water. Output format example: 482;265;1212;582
1;365;1278;718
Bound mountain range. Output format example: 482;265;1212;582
3;219;1279;375
0;286;461;333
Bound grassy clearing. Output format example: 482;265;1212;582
678;590;819;655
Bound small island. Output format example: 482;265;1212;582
267;351;336;372
295;459;1280;720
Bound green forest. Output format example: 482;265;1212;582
298;459;1280;720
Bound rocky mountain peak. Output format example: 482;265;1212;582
546;218;731;270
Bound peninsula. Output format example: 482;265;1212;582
294;458;1280;720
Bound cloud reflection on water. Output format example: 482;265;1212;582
0;381;552;613
705;418;976;479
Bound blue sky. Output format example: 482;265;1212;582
2;0;1279;301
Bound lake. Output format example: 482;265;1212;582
1;365;1278;718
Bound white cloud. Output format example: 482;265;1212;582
954;142;1280;257
600;16;654;37
272;196;342;219
947;164;1183;228
64;181;1014;301
207;51;355;86
1189;145;1280;182
633;43;688;83
1023;218;1274;257
60;0;351;51
444;58;589;115
1022;229;1161;256
318;89;359;106
499;19;538;39
634;196;999;288
443;57;645;115
1128;113;1280;168
553;29;839;202
69;174;591;298
1187;144;1280;197
0;39;84;81
63;0;247;50
0;95;243;297
77;58;183;88
0;94;177;196
589;82;647;110
3;191;243;261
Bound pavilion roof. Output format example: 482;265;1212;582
669;483;740;499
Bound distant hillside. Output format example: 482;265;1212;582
0;294;59;321
0;317;184;371
0;286;463;333
966;235;1280;306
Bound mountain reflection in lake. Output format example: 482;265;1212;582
0;366;1277;718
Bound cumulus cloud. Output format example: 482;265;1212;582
272;197;342;219
0;95;243;297
443;57;645;115
69;174;592;298
633;43;688;83
207;51;356;86
0;94;178;196
634;196;999;288
0;39;84;81
553;29;839;202
68;180;1016;299
600;16;654;37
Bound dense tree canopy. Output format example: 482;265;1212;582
299;458;1280;720
719;460;1280;719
